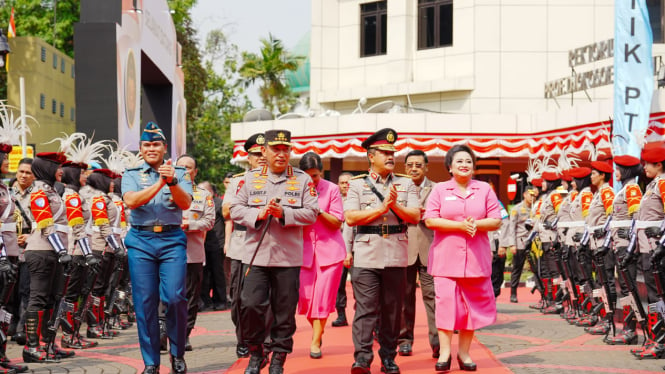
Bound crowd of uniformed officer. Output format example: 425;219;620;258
8;118;665;374
502;141;665;369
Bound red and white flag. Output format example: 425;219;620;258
8;7;15;38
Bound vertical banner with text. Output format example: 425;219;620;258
614;0;653;158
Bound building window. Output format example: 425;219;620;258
51;100;56;114
648;0;663;43
61;59;65;73
71;65;75;78
360;1;387;57
418;0;453;50
60;103;64;117
53;54;57;69
70;107;75;121
40;47;46;62
40;94;45;109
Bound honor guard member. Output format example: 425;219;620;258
23;152;73;363
80;169;122;339
539;171;564;313
0;140;27;373
230;130;318;374
11;158;35;347
398;150;439;358
175;155;215;351
122;122;192;374
344;128;420;374
505;187;536;303
59;159;99;349
584;160;615;334
566;167;594;321
606;155;642;345
631;143;665;359
222;133;266;359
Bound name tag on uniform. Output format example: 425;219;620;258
445;196;457;201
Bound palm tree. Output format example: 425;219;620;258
239;34;304;114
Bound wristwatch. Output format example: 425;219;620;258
166;177;179;187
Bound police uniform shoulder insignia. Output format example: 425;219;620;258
351;174;367;180
394;173;410;178
236;180;245;195
65;193;84;226
91;195;110;226
30;189;54;229
308;182;317;197
232;171;246;178
206;194;214;207
125;166;141;172
260;165;269;176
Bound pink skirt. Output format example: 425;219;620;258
298;258;344;319
434;276;496;330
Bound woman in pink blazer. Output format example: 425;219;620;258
424;144;502;372
297;152;346;359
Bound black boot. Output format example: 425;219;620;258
0;340;28;373
244;345;268;374
22;310;58;363
269;352;286;374
331;309;348;327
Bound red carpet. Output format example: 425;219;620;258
224;282;513;373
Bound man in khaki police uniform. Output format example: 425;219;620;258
344;128;420;374
176;155;215;351
230;130;318;374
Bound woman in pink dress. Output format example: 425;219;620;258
424;144;502;372
297;152;346;359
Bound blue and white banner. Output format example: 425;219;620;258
614;0;654;157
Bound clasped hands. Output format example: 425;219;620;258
158;159;175;184
258;198;283;220
381;186;399;213
461;216;477;237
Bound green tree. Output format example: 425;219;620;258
239;34;304;114
0;0;79;57
186;28;251;187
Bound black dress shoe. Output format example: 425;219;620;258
432;344;440;358
244;354;268;374
398;343;412;356
142;366;159;374
380;358;400;373
435;355;451;372
170;355;187;374
510;295;518;303
236;344;250;358
457;355;477;371
351;361;371;374
269;352;286;374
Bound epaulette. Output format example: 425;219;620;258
232;171;246;178
351;174;368;180
174;165;186;170
394;173;411;178
125;166;141;171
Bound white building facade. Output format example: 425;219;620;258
231;0;665;202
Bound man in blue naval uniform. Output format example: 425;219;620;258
122;122;193;374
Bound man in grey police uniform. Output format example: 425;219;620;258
122;122;193;374
175;155;215;351
222;133;266;359
230;130;318;374
344;128;420;374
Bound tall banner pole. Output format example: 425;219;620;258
613;0;654;158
